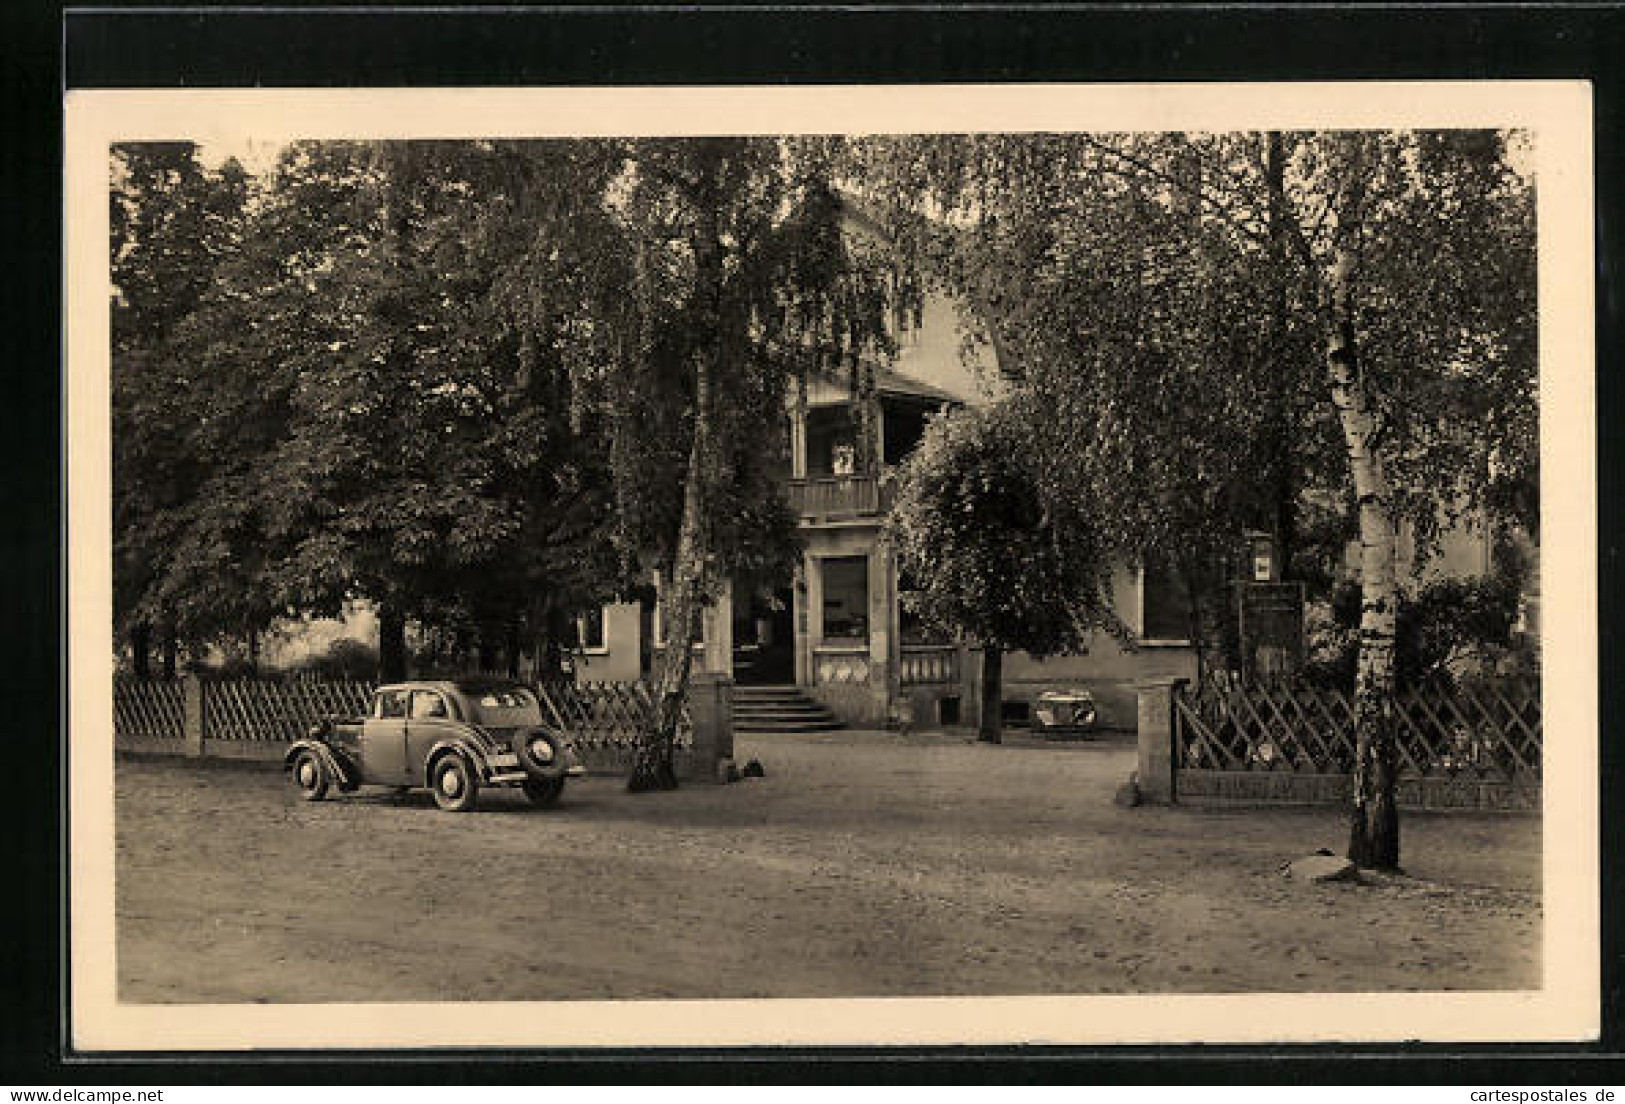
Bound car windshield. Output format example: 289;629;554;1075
468;687;544;726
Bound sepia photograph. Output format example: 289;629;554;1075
64;83;1598;1050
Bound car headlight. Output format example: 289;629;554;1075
527;736;555;763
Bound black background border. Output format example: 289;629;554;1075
11;0;1623;1083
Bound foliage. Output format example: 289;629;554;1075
846;129;1536;865
294;638;381;682
112;140;632;671
110;143;253;659
847;135;1324;647
535;138;903;786
110;138;899;777
1304;551;1531;691
886;403;1120;656
845;129;1536;602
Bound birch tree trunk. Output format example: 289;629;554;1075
630;414;709;791
629;168;724;792
1324;251;1402;870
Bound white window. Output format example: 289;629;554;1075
1137;557;1192;646
821;556;870;641
577;606;608;653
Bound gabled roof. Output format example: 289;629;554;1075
871;362;966;405
818;191;1009;407
803;359;970;409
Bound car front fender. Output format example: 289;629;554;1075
284;738;359;791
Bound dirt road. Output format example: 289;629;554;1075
116;729;1539;1002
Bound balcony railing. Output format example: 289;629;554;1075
899;645;960;686
787;475;893;521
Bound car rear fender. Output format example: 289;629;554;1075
284;738;359;791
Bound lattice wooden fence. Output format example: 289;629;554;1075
115;676;704;779
205;679;376;743
534;679;693;752
113;678;186;742
1175;676;1540;784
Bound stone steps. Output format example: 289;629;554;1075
732;685;844;733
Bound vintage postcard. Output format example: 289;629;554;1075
65;82;1598;1050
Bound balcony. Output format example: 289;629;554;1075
787;475;893;523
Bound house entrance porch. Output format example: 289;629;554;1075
731;581;796;686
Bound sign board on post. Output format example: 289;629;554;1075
1244;529;1278;583
1237;581;1305;680
1252;552;1273;582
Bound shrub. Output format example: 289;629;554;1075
296;638;380;681
1302;553;1529;691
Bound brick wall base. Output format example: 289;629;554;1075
1178;769;1540;811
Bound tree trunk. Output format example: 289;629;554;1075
130;622;151;681
1180;557;1210;688
378;606;408;682
631;429;708;791
1324;250;1402;871
978;645;1003;744
161;624;178;681
505;623;522;679
538;600;570;680
246;628;261;678
629;154;726;792
1264;131;1299;582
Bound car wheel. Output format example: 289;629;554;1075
522;777;566;808
431;754;479;813
290;750;329;802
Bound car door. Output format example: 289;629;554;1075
362;688;411;783
405;688;461;786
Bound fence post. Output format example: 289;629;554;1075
182;675;207;758
1135;677;1186;804
687;672;735;783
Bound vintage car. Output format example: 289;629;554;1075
284;677;586;812
1032;688;1098;738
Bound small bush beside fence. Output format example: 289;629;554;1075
1168;675;1540;810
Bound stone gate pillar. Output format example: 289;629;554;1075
688;671;735;783
181;674;207;758
1135;677;1187;804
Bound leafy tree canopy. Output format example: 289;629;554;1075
887;402;1120;657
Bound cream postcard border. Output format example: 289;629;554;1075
65;82;1598;1050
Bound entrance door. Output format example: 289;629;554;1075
733;584;796;685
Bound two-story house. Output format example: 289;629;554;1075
567;271;1210;732
568;286;987;726
564;199;1536;732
